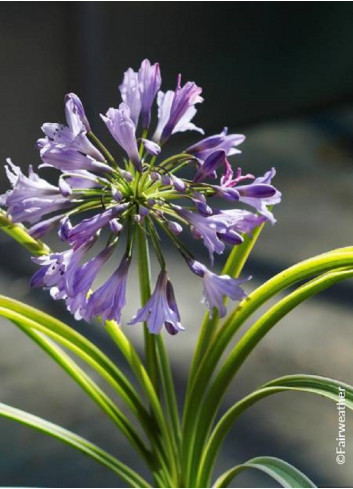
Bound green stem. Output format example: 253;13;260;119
103;320;174;487
136;224;160;392
136;223;181;485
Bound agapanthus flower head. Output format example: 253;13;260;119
1;59;281;334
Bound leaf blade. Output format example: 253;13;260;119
0;401;151;488
214;456;316;488
197;374;352;486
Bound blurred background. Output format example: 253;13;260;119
1;2;353;487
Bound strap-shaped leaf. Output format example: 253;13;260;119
0;401;150;488
1;311;151;464
0;297;172;482
182;251;353;480
0;296;148;422
185;267;353;485
197;375;352;486
213;456;316;488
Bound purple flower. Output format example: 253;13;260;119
119;68;141;126
66;244;115;296
39;146;111;174
129;270;184;335
193;150;227;183
65;244;116;319
186;127;245;161
101;104;142;172
177;207;228;264
1;159;71;225
68;203;129;249
28;214;66;239
30;240;95;300
138;59;161;129
188;259;249;318
65;93;91;136
237;168;281;223
38;104;104;162
153;76;204;143
31;250;73;299
85;254;131;323
218;209;266;235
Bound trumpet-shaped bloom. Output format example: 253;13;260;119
65;93;91;136
138;59;161;129
188;259;249;318
68;203;129;249
101;104;142;172
153;77;204;143
119;68;141;126
85;254;131;323
129;270;184;335
1;160;70;224
237;168;281;223
187;127;245;161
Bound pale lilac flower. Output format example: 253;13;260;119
218;209;266;235
64;170;104;190
177;207;228;264
30;240;94;301
30;250;73;299
85;254;131;323
188;259;249;317
237;168;281;223
38;106;103;162
28;214;65;239
101;104;142;172
65;93;91;136
129;270;184;335
1;159;70;224
39;147;111;174
153;77;204;143
68;203;129;248
138;59;161;129
66;244;115;297
119;68;141;126
187;127;245;161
